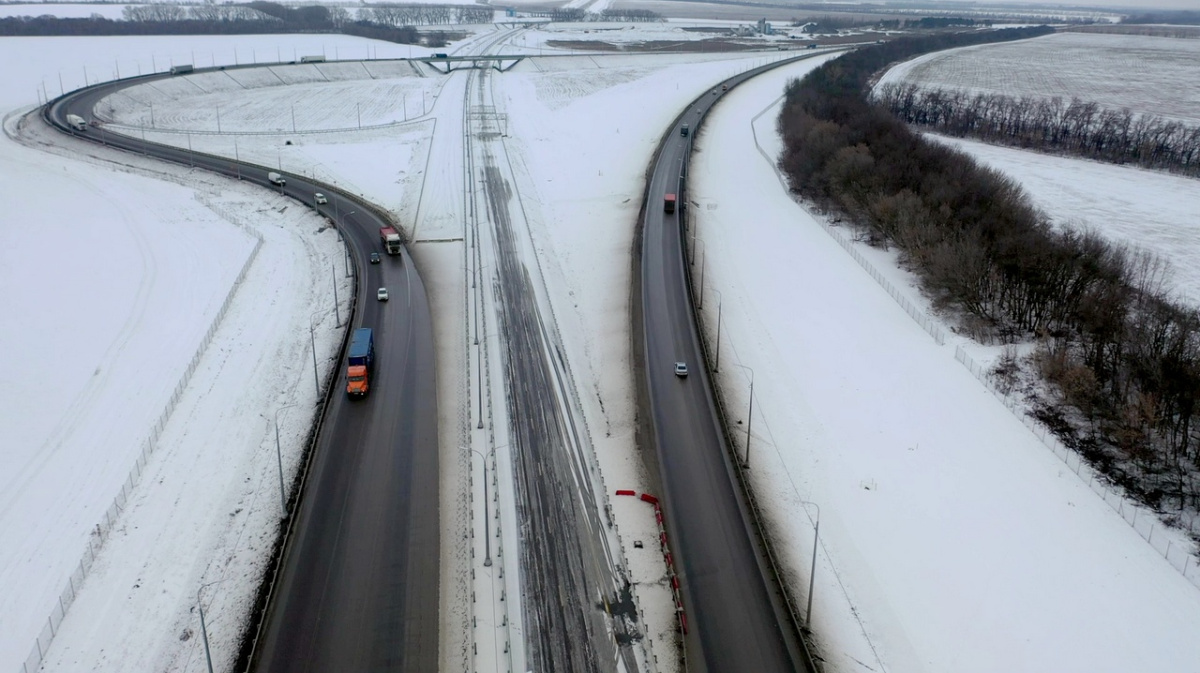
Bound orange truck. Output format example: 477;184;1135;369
346;328;375;398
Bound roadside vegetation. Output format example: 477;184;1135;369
778;29;1200;534
874;84;1200;177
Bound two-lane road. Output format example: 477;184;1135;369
639;56;828;673
46;67;440;672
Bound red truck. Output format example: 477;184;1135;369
664;193;677;213
379;226;402;255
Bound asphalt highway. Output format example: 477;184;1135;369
639;56;827;673
46;66;440;672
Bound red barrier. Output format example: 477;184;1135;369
640;493;660;504
614;489;637;497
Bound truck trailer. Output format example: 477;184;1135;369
170;64;195;75
379;226;403;255
66;114;87;131
346;328;375;398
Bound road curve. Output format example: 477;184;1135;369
638;55;828;673
45;64;440;671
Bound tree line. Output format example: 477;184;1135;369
875;84;1200;177
778;27;1200;516
356;4;492;28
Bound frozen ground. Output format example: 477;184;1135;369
876;32;1200;125
691;51;1200;673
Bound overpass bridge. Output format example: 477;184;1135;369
418;53;525;72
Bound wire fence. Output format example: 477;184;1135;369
22;224;264;673
954;345;1200;588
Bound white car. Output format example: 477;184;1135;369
377;288;389;302
674;362;688;377
315;193;328;204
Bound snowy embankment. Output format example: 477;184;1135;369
690;58;1200;673
0;34;384;673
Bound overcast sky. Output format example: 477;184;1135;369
916;0;1198;12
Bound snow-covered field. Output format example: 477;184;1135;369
0;3;129;19
692;59;1200;673
0;34;381;673
5;21;1200;673
877;32;1200;124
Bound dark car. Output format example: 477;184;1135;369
370;252;381;264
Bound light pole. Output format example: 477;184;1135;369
271;404;298;518
468;447;493;567
308;311;325;397
800;500;820;626
733;364;754;468
709;289;723;373
197;582;219;673
331;263;342;327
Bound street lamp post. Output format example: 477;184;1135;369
709;289;723;373
468;447;493;567
733;364;754;467
800;501;820;626
197;582;219;673
308;312;324;397
272;404;298;518
331;264;341;327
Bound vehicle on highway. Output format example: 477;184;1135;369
664;193;677;213
377;288;389;301
712;89;718;95
346;328;375;398
315;193;328;204
300;55;326;63
681;123;689;137
170;64;194;75
380;226;403;255
675;362;688;377
268;172;286;186
66;114;87;131
370;252;381;264
722;84;728;91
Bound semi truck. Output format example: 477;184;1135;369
346;328;375;398
379;226;403;255
300;55;326;63
66;114;87;131
664;193;677;213
170;64;194;75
